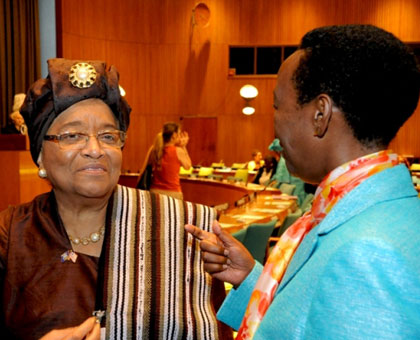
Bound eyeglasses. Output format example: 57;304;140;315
44;130;126;149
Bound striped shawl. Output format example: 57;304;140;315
98;185;220;339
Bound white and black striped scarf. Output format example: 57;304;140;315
99;185;220;339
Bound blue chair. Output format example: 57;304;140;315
233;219;277;264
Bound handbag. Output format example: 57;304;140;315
136;164;153;190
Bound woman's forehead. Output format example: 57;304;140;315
48;99;117;132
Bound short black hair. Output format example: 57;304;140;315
293;24;420;147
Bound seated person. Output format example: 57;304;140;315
0;59;225;340
9;111;27;134
1;93;27;134
247;150;264;171
253;155;278;185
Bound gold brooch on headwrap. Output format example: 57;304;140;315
69;62;97;88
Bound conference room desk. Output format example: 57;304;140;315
118;174;258;206
218;193;297;234
118;174;297;233
180;177;255;207
181;176;297;234
191;168;257;182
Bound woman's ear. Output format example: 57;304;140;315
312;94;333;138
37;152;43;167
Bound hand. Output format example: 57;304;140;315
177;131;189;147
185;220;255;286
40;317;100;340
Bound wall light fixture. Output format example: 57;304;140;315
240;84;258;115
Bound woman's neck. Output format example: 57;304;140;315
54;192;110;257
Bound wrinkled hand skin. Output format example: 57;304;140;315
185;220;255;287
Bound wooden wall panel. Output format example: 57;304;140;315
0;152;20;211
0;151;51;211
58;0;420;171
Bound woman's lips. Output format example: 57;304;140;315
78;164;107;173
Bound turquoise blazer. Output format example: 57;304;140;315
218;165;420;339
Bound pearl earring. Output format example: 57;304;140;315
38;168;47;178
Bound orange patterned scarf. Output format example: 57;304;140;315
236;150;399;340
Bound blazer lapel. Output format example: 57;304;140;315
276;164;416;293
278;227;319;291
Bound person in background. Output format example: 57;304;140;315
268;138;307;204
252;155;277;186
1;93;27;134
147;122;192;200
186;24;420;339
247;150;264;171
9;112;26;134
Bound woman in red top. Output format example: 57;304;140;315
148;122;192;199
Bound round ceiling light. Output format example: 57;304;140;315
239;84;258;99
242;106;255;115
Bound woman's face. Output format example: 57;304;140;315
273;51;325;184
171;130;180;144
39;98;123;200
254;152;263;162
11;112;25;127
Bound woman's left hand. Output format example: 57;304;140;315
185;220;255;286
39;317;100;340
177;131;189;147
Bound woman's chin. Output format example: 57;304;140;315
74;183;116;199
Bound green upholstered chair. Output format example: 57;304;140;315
179;166;193;176
410;163;420;172
231;163;247;169
233;219;277;264
279;182;296;195
232;228;247;243
227;169;249;183
234;169;249;182
208;174;223;181
300;193;314;212
198;167;214;177
211;162;225;169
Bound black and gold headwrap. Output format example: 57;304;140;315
20;58;131;165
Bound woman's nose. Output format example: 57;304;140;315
81;135;105;158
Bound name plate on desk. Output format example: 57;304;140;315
0;134;26;150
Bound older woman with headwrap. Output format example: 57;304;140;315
0;59;223;340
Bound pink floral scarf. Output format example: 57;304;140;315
236;150;399;339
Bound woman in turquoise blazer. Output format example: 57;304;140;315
217;164;420;339
186;24;420;339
